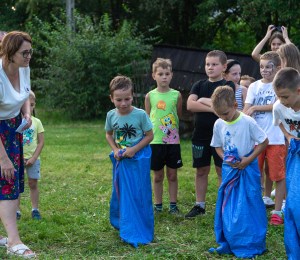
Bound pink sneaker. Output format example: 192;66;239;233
269;214;283;226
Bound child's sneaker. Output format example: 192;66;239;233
16;212;21;221
281;200;286;214
185;205;207;218
168;206;182;216
154;207;163;215
32;210;42;220
263;196;275;208
269;214;283;226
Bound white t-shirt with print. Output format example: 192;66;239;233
245;80;284;145
273;99;300;138
0;59;31;120
211;113;267;157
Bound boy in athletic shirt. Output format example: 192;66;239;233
185;50;235;217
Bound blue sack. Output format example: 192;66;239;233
285;139;300;259
209;149;267;258
109;143;154;248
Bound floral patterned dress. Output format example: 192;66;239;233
0;114;24;200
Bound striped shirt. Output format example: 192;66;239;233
235;85;243;110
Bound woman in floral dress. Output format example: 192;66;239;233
0;31;35;258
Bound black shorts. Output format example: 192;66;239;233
192;139;223;168
150;144;183;171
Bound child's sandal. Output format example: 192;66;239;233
6;244;35;258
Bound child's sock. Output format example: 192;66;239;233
169;202;177;210
196;202;205;209
273;211;282;217
16;211;21;214
155;203;163;211
32;209;39;212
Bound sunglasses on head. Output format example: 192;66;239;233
16;48;34;58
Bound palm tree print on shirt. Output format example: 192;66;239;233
120;123;137;141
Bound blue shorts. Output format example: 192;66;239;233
25;159;41;179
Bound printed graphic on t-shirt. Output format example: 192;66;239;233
224;131;236;152
152;102;179;144
284;118;300;137
113;122;137;149
253;90;276;117
23;127;35;146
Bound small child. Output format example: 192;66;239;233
209;86;268;258
240;75;255;89
244;51;286;225
105;76;154;247
186;50;235;217
223;59;248;110
145;58;182;215
273;67;300;258
17;90;44;220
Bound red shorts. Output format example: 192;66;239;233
256;145;286;181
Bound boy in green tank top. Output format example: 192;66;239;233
145;58;183;215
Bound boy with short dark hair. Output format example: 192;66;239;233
240;75;256;88
244;51;286;225
186;50;235;217
273;67;300;258
209;85;268;258
105;76;154;247
145;58;182;215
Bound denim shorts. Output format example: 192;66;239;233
25;159;41;179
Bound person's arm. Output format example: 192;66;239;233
282;26;291;44
279;122;300;144
252;25;276;62
244;103;274;116
106;130;120;161
241;86;248;106
21;98;32;130
197;98;212;107
235;138;269;170
176;92;182;119
215;147;223;159
0;140;15;179
122;129;154;158
145;93;151;116
187;94;215;113
25;132;44;167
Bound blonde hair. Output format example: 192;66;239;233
241;75;255;83
152;58;172;74
260;51;281;67
211;85;236;111
206;50;227;65
273;67;300;92
29;90;35;100
277;43;300;72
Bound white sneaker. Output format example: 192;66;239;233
263;196;275;208
281;200;286;214
271;189;276;197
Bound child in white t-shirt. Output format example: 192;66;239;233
17;90;44;220
209;85;268;258
244;51;286;225
273;67;300;258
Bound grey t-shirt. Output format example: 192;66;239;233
105;107;153;149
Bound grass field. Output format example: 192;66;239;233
0;107;286;259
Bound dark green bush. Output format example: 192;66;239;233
27;13;153;119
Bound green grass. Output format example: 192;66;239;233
0;107;286;259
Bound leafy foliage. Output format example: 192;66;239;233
27;13;153;119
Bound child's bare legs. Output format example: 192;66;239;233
28;178;39;209
264;162;273;197
166;167;178;203
153;168;164;204
275;178;285;212
216;166;222;188
195;166;210;202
